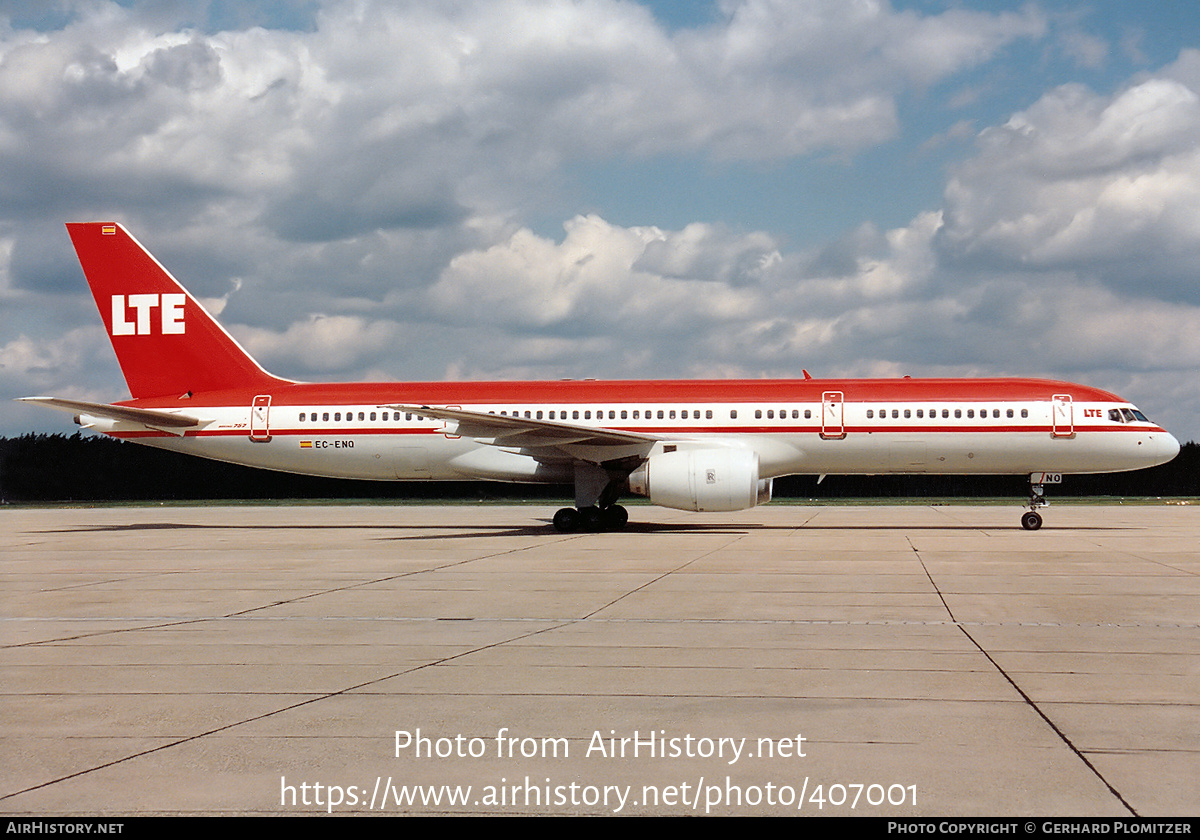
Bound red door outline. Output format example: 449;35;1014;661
250;394;271;442
1051;394;1074;438
444;405;461;439
821;391;846;439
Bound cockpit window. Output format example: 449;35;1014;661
1110;407;1152;423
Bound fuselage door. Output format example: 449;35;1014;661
1051;394;1074;438
821;391;846;440
250;394;272;442
444;405;461;439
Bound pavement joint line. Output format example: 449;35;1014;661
909;536;1140;817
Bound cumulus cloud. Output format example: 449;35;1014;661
939;67;1200;300
1;326;121;405
428;215;779;338
233;313;401;373
421;208;951;383
0;0;1046;240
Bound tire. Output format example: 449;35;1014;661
1021;511;1043;531
580;506;605;532
603;504;629;531
553;507;581;533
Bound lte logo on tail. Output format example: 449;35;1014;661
111;294;186;336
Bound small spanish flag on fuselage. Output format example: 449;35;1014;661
299;440;312;448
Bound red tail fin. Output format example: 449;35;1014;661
66;222;290;399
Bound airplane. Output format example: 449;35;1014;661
20;222;1181;532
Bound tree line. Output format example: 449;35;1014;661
1;432;1196;503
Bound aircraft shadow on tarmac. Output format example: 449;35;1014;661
32;518;1136;540
33;521;752;538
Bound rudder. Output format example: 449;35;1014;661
66;222;289;399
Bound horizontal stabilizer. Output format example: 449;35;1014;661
19;396;201;430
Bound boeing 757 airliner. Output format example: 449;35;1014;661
21;223;1180;531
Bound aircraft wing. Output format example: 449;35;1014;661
19;396;202;435
383;403;660;462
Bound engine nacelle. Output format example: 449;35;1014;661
627;447;771;512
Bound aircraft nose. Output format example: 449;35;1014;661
1164;431;1181;460
1151;431;1181;465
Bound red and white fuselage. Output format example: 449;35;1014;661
79;378;1176;482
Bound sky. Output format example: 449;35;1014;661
2;0;1199;442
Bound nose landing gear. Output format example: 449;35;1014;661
1021;473;1057;530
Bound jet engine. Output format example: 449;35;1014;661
627;448;772;512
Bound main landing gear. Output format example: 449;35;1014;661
553;504;629;533
553;462;633;533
